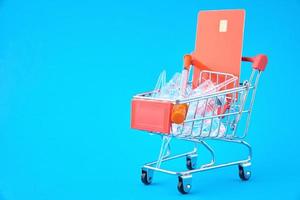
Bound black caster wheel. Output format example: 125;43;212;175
141;169;153;185
186;157;194;170
238;165;251;181
177;176;192;194
186;155;197;170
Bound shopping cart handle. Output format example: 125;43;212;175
242;54;268;71
183;54;207;70
185;54;268;72
184;54;193;69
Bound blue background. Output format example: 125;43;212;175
0;0;299;199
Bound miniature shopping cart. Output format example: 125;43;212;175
131;9;268;194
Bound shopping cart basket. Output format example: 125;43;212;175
131;9;268;194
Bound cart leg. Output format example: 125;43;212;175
177;174;192;194
186;140;216;170
199;140;216;168
218;139;252;161
224;139;252;180
186;142;198;170
156;136;172;168
240;140;252;161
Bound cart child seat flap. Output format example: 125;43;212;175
192;10;245;87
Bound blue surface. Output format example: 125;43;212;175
0;0;299;199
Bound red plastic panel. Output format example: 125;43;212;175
131;99;173;134
192;10;245;88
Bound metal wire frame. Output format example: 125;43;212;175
136;68;261;178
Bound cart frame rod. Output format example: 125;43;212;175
143;139;252;176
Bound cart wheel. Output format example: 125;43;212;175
141;169;153;185
238;165;251;181
186;158;193;170
186;154;197;170
177;176;192;194
186;158;195;170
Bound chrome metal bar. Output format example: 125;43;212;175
190;98;202;136
143;165;178;175
200;141;215;167
232;84;250;137
179;159;250;175
225;111;231;136
217;112;222;138
249;69;256;85
156;136;172;168
133;84;253;105
193;142;198;152
144;140;251;176
199;98;209;137
145;158;250;176
184;110;250;123
177;86;253;104
145;150;197;166
242;71;261;138
207;97;217;138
